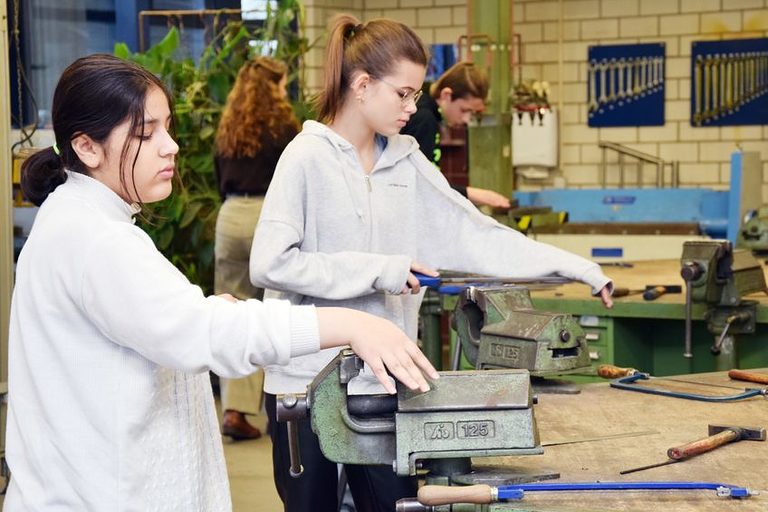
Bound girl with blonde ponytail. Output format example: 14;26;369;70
252;13;613;512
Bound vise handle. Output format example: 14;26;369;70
729;369;768;385
276;393;309;478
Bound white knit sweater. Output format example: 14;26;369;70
5;172;319;511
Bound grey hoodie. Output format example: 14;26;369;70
251;120;612;394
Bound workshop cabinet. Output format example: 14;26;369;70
547;310;768;380
561;315;613;384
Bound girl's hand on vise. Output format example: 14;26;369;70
316;308;439;394
599;286;613;309
403;261;439;295
216;293;238;303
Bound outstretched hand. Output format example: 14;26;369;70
316;308;439;394
599;285;613;309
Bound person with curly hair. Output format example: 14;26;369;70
213;56;300;440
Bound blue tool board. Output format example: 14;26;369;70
587;43;665;127
690;37;768;126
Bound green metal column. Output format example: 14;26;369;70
1;0;14;474
467;0;513;198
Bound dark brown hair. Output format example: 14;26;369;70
314;14;429;123
21;54;174;206
215;57;299;159
430;61;489;101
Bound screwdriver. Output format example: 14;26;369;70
642;285;682;301
612;287;645;298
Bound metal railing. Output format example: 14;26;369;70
599;141;680;188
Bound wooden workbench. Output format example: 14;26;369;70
531;258;768;318
482;368;768;511
522;258;768;374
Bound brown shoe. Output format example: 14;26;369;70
221;410;262;440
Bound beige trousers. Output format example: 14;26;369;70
214;196;265;415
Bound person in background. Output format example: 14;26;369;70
401;61;511;209
213;57;300;441
250;14;613;512
6;53;437;511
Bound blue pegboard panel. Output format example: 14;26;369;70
690;37;768;126
587;43;665;127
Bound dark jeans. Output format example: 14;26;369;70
265;393;417;512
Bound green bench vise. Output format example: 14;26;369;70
680;240;767;367
276;350;545;484
452;285;591;391
738;206;768;252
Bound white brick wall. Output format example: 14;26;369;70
302;0;768;197
513;0;768;193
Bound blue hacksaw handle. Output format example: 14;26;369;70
412;272;441;288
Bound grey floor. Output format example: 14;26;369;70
223;411;284;512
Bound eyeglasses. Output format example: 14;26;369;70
376;78;423;107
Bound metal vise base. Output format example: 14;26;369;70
307;351;542;477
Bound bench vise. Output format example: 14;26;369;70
680;240;766;366
738;206;768;252
276;350;542;479
452;285;591;379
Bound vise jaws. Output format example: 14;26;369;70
452;285;591;379
737;206;768;252
680;240;766;364
276;349;542;479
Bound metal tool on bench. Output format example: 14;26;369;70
413;271;569;295
620;424;766;475
612;284;682;299
276;349;552;486
642;284;682;300
397;480;754;510
598;364;768;402
680;240;766;367
451;285;591;393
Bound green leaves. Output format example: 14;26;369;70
115;8;314;294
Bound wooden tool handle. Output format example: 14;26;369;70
643;286;665;301
666;429;739;460
613;287;630;297
728;369;768;385
597;364;638;379
417;484;493;506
